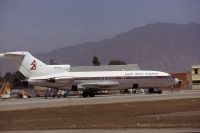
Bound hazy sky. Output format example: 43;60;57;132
0;0;200;53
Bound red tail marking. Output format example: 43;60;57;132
31;60;36;70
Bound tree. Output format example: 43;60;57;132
3;72;12;83
13;71;26;88
92;56;100;66
108;60;127;65
0;74;2;84
0;70;2;82
3;71;25;88
49;59;57;65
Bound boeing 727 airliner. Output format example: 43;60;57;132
0;52;180;97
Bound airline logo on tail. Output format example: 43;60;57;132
31;60;36;70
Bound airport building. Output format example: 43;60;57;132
70;64;140;72
191;65;200;89
171;72;192;90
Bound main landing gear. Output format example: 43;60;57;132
148;88;162;94
82;90;95;98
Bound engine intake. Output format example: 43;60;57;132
47;78;56;83
21;79;29;86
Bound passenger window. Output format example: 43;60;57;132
194;69;198;74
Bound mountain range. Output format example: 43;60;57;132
1;22;200;75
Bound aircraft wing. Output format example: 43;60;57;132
77;80;119;89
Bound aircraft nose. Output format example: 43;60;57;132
175;78;182;86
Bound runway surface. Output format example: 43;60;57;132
0;128;200;133
0;89;200;111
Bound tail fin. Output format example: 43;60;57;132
1;51;71;78
1;52;47;78
1;52;71;78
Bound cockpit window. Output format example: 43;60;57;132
167;76;175;82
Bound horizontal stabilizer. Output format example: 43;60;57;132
0;53;4;57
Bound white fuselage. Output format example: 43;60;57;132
28;70;177;90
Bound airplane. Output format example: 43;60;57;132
0;51;180;97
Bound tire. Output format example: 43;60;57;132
82;91;89;97
149;88;154;94
89;92;95;97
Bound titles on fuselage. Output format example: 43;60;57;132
125;72;159;76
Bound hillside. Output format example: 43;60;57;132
39;22;200;72
1;22;200;74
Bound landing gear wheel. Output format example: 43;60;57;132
82;91;95;97
82;91;89;97
149;88;154;94
89;92;95;97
